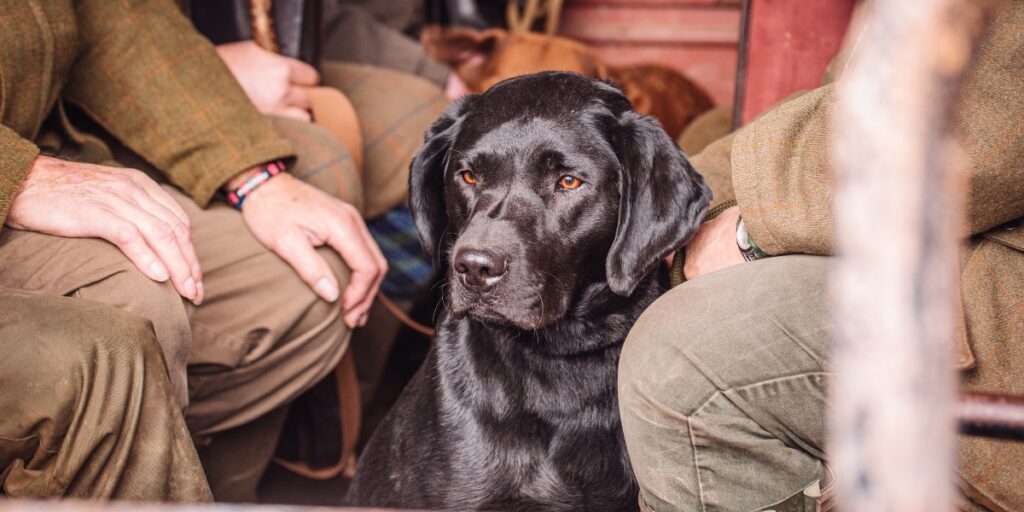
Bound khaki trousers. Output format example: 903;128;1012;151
0;63;441;500
0;117;358;437
619;256;831;512
0;116;358;500
0;287;212;501
619;256;997;512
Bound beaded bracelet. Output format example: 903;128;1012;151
224;160;285;210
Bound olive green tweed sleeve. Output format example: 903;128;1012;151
65;0;295;207
729;85;838;256
0;124;40;227
731;1;1024;256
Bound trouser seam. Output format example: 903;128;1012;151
682;372;830;512
689;412;711;512
639;492;657;512
751;475;824;512
0;433;59;454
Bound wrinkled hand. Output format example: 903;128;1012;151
7;156;203;303
241;173;386;327
216;41;319;121
682;206;745;280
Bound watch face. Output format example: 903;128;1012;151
736;218;752;251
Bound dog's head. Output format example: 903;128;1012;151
411;72;710;330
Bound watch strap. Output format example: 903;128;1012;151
736;216;768;261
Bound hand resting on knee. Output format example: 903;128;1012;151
7;156;205;304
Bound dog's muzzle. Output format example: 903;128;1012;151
453;247;507;290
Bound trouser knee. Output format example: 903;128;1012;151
0;291;207;500
184;246;350;435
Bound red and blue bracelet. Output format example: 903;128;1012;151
224;160;285;210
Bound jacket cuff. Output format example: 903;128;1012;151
0;125;41;227
179;140;295;208
730;130;784;256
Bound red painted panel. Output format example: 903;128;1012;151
561;6;741;44
739;0;855;124
561;2;742;106
568;0;741;6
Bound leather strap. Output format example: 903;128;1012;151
273;350;361;479
248;5;365;479
306;86;365;177
273;87;364;480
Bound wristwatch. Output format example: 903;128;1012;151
736;216;767;261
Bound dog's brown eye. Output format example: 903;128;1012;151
557;175;582;190
461;170;478;185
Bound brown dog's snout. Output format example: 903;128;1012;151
454;248;507;289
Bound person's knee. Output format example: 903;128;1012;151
0;295;163;428
261;246;350;360
107;266;189;336
183;248;350;434
619;255;832;421
301;247;349;351
76;261;191;393
619;286;717;423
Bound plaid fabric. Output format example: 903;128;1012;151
366;204;434;300
270;116;364;212
321;61;449;219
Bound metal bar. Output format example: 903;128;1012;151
958;392;1024;441
829;0;994;511
730;0;751;130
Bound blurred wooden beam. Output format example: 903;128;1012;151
829;0;996;511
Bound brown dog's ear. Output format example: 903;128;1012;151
604;111;712;296
421;26;507;68
409;94;479;267
578;47;610;80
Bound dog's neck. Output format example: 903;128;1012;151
436;273;663;420
528;275;663;356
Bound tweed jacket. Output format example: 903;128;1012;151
0;0;295;227
691;3;1023;510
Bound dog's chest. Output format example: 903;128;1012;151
438;334;635;509
446;412;633;510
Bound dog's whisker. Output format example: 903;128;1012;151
434;282;453;322
435;229;456;264
540;270;567;294
534;288;546;329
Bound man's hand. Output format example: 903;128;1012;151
682;206;746;280
216;41;319;121
7;156;203;303
241;173;387;328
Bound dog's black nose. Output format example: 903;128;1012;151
454;248;507;288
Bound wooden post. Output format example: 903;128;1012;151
829;0;994;510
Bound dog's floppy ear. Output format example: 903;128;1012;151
605;112;712;296
409;95;478;266
421;26;506;68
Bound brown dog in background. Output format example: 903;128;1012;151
422;26;714;139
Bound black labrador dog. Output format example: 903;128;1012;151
347;72;710;511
